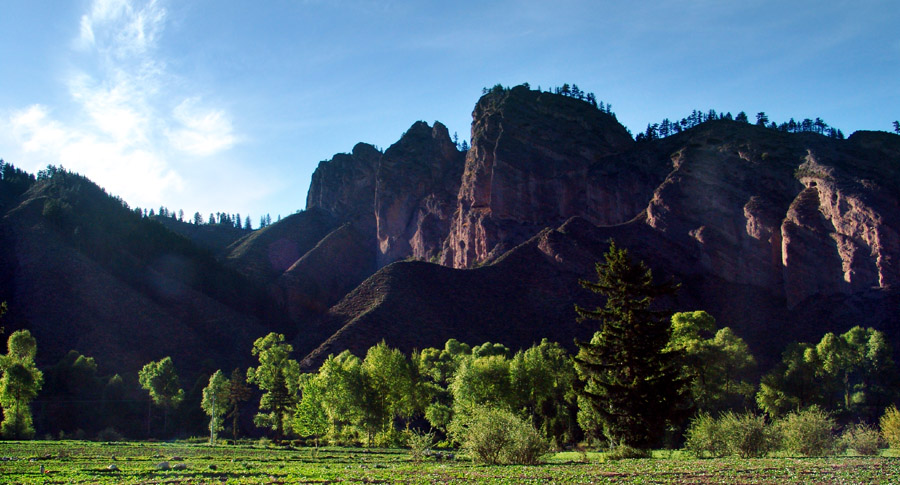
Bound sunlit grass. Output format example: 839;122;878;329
0;441;898;484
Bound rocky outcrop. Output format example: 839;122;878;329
306;143;381;232
782;144;900;306
375;121;465;266
442;85;647;268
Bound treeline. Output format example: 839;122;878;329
636;110;846;141
481;83;617;118
2;161;267;232
3;311;897;449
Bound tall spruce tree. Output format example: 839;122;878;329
573;241;688;450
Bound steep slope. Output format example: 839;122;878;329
0;169;272;376
153;216;249;257
225;208;339;283
277;222;376;323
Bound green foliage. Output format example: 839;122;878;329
360;341;415;442
0;301;6;335
573;241;688;449
246;333;300;439
667;312;756;414
777;406;836;457
880;405;900;449
315;351;365;444
606;445;651;460
756;343;820;416
839;423;884;456
509;339;578;447
405;428;435;463
450;354;513;412
0;329;43;439
292;375;329;448
2;441;900;482
138;357;184;436
449;405;548;465
42;350;104;435
757;327;897;420
225;368;251;441
717;411;777;458
200;370;229;444
684;411;776;458
684;413;729;458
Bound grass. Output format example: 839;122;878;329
1;441;899;484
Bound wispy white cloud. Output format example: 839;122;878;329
4;0;240;212
168;98;238;156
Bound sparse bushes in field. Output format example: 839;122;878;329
683;411;776;458
777;406;835;457
449;405;548;465
881;406;900;449
840;423;883;456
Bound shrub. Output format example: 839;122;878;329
95;427;124;442
406;429;434;463
684;413;729;458
504;419;548;465
719;411;776;458
881;406;900;449
606;445;651;460
449;405;548;465
840;423;884;456
778;406;835;456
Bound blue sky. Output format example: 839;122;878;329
1;0;897;222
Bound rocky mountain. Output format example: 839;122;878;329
2;84;899;379
298;85;900;369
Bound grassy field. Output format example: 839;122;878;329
1;441;898;484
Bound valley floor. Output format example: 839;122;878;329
0;441;898;484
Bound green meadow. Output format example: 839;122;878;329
1;441;898;484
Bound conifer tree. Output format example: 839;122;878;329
573;241;688;450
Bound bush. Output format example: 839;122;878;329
777;406;835;456
840;423;884;456
504;419;548;465
881;406;900;449
449;405;548;465
406;429;434;463
606;445;651;460
719;411;776;458
684;413;729;458
95;427;124;442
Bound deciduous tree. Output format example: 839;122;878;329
138;357;184;436
201;370;229;444
0;330;43;439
